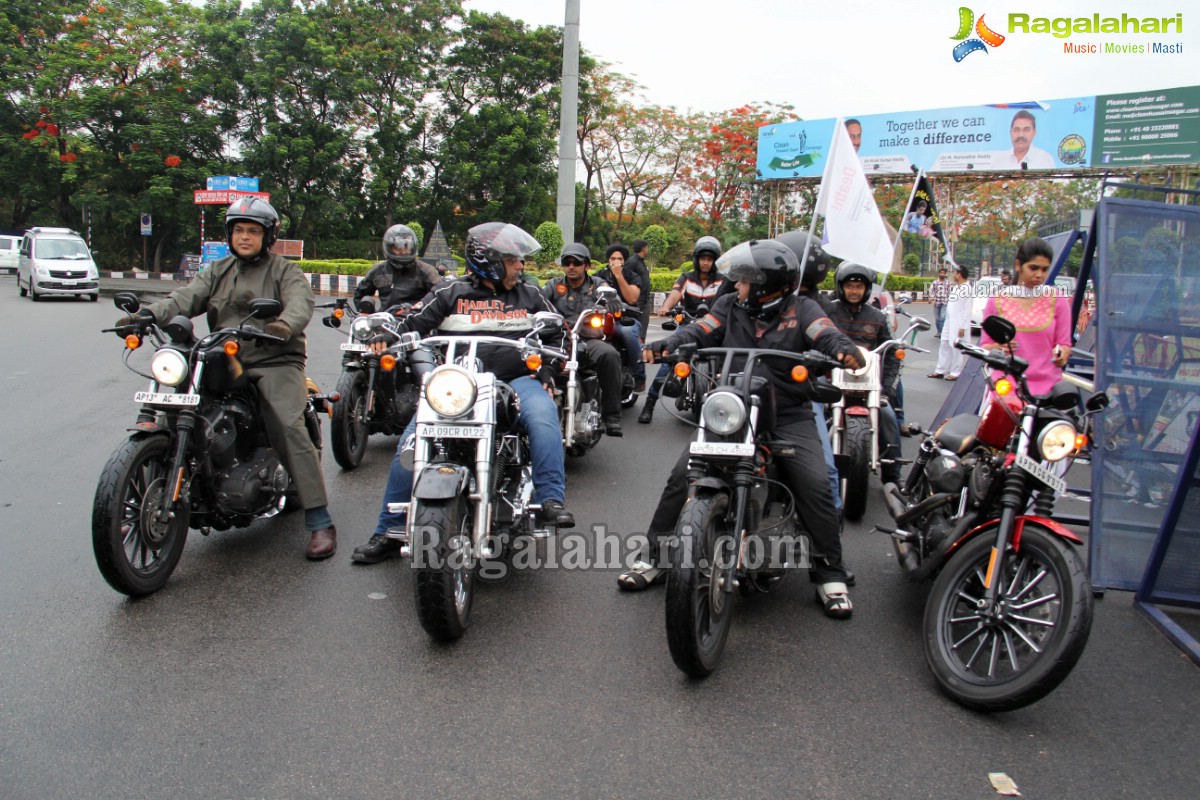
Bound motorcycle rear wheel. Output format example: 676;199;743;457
92;436;189;596
923;525;1093;712
665;492;736;677
330;371;369;470
840;416;872;521
412;494;475;641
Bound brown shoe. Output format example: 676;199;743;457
306;526;337;560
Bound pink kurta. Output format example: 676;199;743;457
979;293;1073;396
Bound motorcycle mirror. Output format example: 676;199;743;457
323;316;342;329
1085;390;1110;413
661;321;678;332
982;315;1016;344
898;296;913;305
533;311;564;330
915;317;932;331
113;291;140;313
810;377;843;405
162;315;195;344
596;285;619;301
248;298;283;320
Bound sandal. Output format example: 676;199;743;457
617;561;666;592
944;375;958;381
926;372;944;379
816;582;853;619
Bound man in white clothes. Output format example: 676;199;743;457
929;264;972;380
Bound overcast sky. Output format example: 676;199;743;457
465;0;1197;118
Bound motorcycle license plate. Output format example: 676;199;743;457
134;391;200;407
1014;452;1067;494
423;424;488;439
340;342;370;352
690;441;755;457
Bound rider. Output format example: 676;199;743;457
350;222;576;564
828;262;904;485
593;244;648;394
541;243;626;437
618;238;862;619
638;235;734;424
115;196;338;560
353;223;442;313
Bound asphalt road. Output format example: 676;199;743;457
1;278;1196;800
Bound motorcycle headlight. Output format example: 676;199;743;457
1037;420;1078;462
424;366;476;419
150;348;189;387
350;315;383;342
700;392;746;436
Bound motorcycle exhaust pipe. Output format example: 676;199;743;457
883;483;956;527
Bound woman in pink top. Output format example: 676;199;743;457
979;237;1073;396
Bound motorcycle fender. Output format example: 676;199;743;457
412;464;470;501
945;515;1084;559
845;405;870;417
689;476;730;498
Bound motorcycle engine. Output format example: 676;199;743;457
215;447;288;515
203;399;258;469
965;448;1000;508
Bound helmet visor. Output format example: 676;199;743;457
717;242;763;284
469;222;541;261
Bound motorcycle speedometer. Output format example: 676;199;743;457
150;348;189;387
424;365;477;419
700;391;746;436
1037;420;1078;462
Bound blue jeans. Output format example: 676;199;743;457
374;375;566;534
812;402;843;514
615;320;645;381
890;378;906;429
647;362;672;400
934;303;947;336
878;402;903;484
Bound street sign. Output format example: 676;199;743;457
201;241;230;263
194;189;271;205
206;176;260;192
140;213;152;236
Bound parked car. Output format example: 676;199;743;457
17;227;100;301
0;234;20;272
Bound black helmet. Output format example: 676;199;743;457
692;235;723;266
835;262;875;303
464;222;540;282
224;196;279;258
559;242;591;266
775;230;831;289
717;239;798;319
383;224;418;267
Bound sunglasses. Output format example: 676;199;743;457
562;258;587;267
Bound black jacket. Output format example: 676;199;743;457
541;274;611;325
657;293;857;422
827;299;900;390
593;265;648;324
400;275;560;383
354;259;441;311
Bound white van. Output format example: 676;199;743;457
0;234;20;272
17;227;100;301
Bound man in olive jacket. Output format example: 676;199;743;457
121;197;338;559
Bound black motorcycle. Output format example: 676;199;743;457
93;292;333;596
659;304;716;419
880;315;1108;711
660;345;843;677
319;298;422;469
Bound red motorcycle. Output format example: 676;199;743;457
880;315;1108;711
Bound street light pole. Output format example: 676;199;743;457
556;0;581;244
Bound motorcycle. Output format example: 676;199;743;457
660;344;844;677
384;314;570;641
879;315;1108;711
93;292;334;596
318;297;422;469
556;284;627;456
659;303;717;418
828;312;930;521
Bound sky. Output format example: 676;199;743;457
465;0;1199;119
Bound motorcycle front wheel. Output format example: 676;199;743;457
330;371;369;470
665;492;736;677
923;524;1093;712
840;415;872;521
92;436;189;596
412;494;475;641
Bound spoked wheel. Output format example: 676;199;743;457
92;436;189;596
923;524;1093;712
840;416;872;521
412;494;475;641
330;372;369;470
665;492;737;677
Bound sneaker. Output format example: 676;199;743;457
540;499;575;528
816;582;853;619
617;560;666;591
351;534;401;564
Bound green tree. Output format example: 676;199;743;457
532;220;563;267
642;224;669;268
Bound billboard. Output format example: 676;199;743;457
206;176;260;192
194;189;271;205
756;84;1199;179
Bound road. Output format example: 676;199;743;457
1;279;1196;800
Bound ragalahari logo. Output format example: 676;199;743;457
950;7;1006;61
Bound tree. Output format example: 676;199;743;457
642;224;669;268
532;220;562;267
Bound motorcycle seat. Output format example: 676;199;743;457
935;413;980;455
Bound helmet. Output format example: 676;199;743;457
692;235;723;266
717;239;799;319
224;196;279;258
464;222;541;282
559;242;591;266
775;230;831;290
382;224;418;267
835;262;875;303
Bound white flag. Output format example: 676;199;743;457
817;119;898;274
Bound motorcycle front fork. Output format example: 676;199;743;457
158;413;195;526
